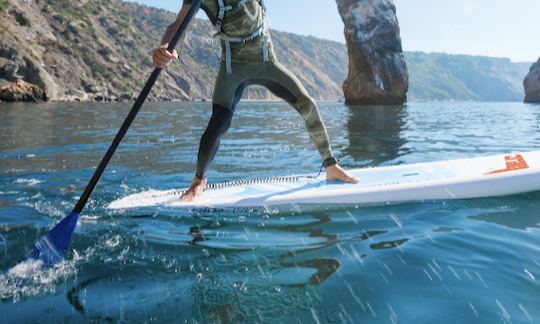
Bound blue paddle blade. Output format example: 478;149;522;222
29;211;80;266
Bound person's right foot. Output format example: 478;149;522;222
326;164;358;183
180;176;207;202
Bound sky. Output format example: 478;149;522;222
130;0;540;62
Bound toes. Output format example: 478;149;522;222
180;194;192;202
342;174;358;184
180;183;206;202
180;190;195;202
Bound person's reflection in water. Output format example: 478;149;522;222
346;105;409;167
185;209;413;323
186;212;343;323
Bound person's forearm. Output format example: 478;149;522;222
160;5;191;46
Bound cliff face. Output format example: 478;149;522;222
335;0;408;105
0;0;347;102
0;0;194;102
524;58;540;103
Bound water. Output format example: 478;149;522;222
1;101;539;323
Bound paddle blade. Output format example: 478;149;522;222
29;211;80;266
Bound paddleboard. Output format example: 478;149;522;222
108;151;540;211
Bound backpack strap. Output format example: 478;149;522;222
216;0;250;32
216;0;226;32
215;0;269;74
258;0;268;63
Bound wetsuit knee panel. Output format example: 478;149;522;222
208;104;234;135
294;94;317;117
196;104;235;180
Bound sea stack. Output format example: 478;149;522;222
335;0;409;105
524;57;540;103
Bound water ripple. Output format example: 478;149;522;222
1;101;540;322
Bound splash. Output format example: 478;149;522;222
0;257;78;302
15;178;43;186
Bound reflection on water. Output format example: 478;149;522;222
346;105;409;166
467;191;540;230
1;101;540;322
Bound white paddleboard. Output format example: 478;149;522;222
108;151;540;210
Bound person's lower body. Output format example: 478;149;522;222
196;59;336;180
181;59;356;201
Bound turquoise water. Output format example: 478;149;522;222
1;101;539;322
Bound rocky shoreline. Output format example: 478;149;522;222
0;0;350;103
0;0;413;105
0;0;534;104
0;79;46;102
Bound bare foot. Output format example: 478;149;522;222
180;176;207;202
326;164;358;183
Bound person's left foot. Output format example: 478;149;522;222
180;176;207;202
326;164;358;183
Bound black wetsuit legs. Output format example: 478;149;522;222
195;104;234;179
195;75;334;179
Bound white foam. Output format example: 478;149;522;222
15;178;42;186
108;189;180;209
0;258;77;302
25;200;65;218
104;235;122;249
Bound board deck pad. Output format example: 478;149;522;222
108;151;540;210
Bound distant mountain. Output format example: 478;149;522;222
0;0;531;102
405;52;531;102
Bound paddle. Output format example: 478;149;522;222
29;0;203;265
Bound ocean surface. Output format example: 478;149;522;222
1;101;539;323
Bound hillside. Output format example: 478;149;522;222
0;0;531;102
406;52;531;102
0;0;346;101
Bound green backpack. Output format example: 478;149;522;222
210;0;269;74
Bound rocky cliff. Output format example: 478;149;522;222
335;0;408;105
524;58;540;103
0;0;347;102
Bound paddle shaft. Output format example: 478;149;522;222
73;0;202;213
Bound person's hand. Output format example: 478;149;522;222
152;44;178;69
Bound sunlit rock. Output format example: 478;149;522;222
336;0;409;105
0;79;46;102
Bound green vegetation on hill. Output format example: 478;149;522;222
406;52;530;102
0;0;345;101
0;0;531;102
